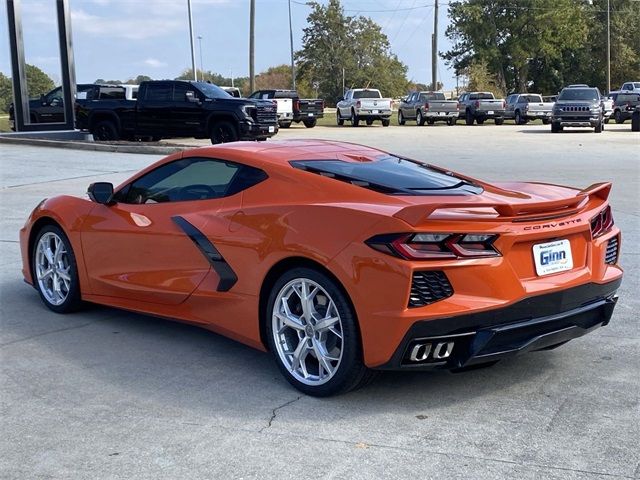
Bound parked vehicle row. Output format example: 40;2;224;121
336;88;393;127
248;89;324;128
505;93;553;124
397;91;458;126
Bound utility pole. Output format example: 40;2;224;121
249;0;255;92
606;0;611;93
187;0;197;81
288;0;296;89
197;35;204;79
432;0;438;91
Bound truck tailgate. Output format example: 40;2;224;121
428;101;458;112
359;98;391;110
298;99;324;116
478;100;504;112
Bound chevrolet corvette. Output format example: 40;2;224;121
20;140;623;396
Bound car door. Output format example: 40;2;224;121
170;82;205;137
338;90;351;116
81;157;249;305
405;93;416;118
136;82;174;136
505;94;516;117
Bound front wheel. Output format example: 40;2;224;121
92;120;119;141
398;110;405;125
279;121;292;129
266;268;375;396
210;121;238;144
32;225;82;313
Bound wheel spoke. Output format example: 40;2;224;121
290;341;309;377
38;268;54;281
44;246;55;265
315;314;339;332
57;267;71;282
275;309;305;331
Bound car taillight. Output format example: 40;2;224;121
356;100;361;108
424;102;430;111
366;233;500;260
293;99;299;112
502;100;506;109
456;102;460;110
475;100;480;108
590;206;614;238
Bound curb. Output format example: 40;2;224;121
0;136;188;155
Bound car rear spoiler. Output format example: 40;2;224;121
393;182;612;225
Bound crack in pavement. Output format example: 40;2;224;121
0;322;92;348
259;396;301;433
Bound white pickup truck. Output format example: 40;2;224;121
248;89;294;128
336;88;392;127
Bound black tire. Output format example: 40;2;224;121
366;119;373;126
551;122;562;133
448;118;457;126
514;111;523;125
416;111;425;126
210;121;238;144
542;118;550;125
594;120;603;133
465;110;474;125
92;120;119;141
477;118;485;125
632;110;640;131
265;267;376;397
350;109;359;127
494;117;504;125
614;110;624;124
303;118;317;128
280;121;292;129
31;224;82;314
381;118;390;127
426;118;435;125
336;109;344;126
398;110;405;125
604;117;610;124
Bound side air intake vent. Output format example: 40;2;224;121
605;235;619;265
408;271;453;308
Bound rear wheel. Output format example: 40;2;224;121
542;118;550;125
514;111;523;125
303;118;317;128
448;118;457;126
92;120;119;141
350;110;359;127
416;111;425;126
631;109;640;131
266;268;375;396
32;225;82;313
366;119;373;126
381;118;390;127
476;118;485;125
494;117;504;125
614;110;623;124
465;110;474;125
398;110;405;125
279;121;292;129
426;118;435;125
210;121;238;144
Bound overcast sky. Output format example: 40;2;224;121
0;0;455;91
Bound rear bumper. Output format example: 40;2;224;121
375;279;621;371
423;111;459;119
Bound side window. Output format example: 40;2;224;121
248;91;261;99
173;83;193;102
117;158;267;204
145;83;172;101
46;87;63;104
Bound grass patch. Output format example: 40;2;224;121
0;114;11;132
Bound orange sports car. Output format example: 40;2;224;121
20;140;623;396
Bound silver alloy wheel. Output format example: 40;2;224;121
417;111;422;125
35;232;71;306
272;278;344;386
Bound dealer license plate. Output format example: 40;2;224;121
268;126;275;133
488;110;494;115
533;239;573;276
372;110;379;114
307;113;314;117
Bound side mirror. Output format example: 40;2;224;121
186;91;200;103
88;182;114;204
40;94;47;105
338;97;344;102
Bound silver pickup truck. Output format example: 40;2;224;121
336;88;392;127
398;91;459;126
458;91;506;125
505;93;554;124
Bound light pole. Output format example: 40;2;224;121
606;0;610;93
197;35;204;79
187;0;197;81
288;0;296;89
249;0;255;93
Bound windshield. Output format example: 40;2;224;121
419;92;446;101
193;82;232;99
291;156;482;195
558;88;599;101
353;90;381;99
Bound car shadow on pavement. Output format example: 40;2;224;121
3;281;556;419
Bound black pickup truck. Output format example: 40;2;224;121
76;81;279;143
248;89;324;128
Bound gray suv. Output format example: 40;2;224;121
551;86;604;133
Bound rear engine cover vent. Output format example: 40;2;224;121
409;271;453;308
605;235;619;264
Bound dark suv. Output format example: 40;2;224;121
551;87;604;133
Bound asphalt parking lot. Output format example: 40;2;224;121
1;123;639;479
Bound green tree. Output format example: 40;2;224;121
295;0;409;104
255;64;293;90
444;0;589;94
0;72;12;113
25;64;55;97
